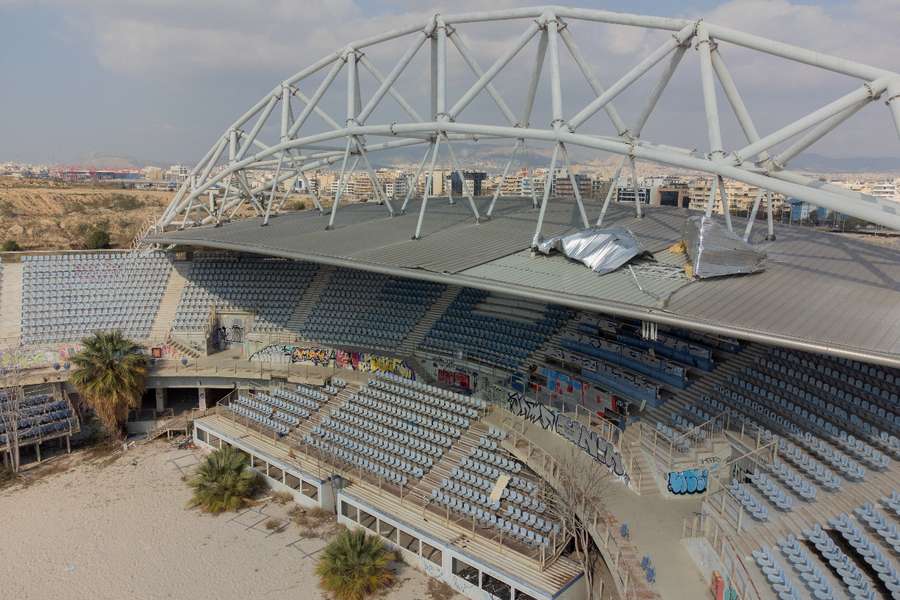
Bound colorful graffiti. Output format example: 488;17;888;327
667;468;708;495
0;345;80;371
250;344;416;379
504;389;627;480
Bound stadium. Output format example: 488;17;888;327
2;6;900;600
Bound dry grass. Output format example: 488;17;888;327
270;490;294;505
426;578;457;600
265;518;283;531
288;505;340;539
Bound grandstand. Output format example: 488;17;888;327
1;200;898;599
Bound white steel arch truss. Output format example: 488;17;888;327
155;6;900;244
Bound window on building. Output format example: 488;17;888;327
340;501;358;522
268;465;283;481
515;592;538;600
379;521;398;544
196;428;208;443
452;558;479;586
208;433;221;448
359;510;377;531
421;542;442;566
482;573;511;600
398;530;419;554
285;473;302;490
301;480;318;500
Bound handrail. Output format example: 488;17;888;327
682;512;764;600
672;409;729;447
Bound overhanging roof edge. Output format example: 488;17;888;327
147;234;900;368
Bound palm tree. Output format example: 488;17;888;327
316;528;396;600
69;330;148;440
188;446;260;513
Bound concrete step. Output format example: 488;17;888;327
396;285;461;357
286;265;334;334
0;260;23;342
148;260;192;344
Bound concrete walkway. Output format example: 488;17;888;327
486;408;708;600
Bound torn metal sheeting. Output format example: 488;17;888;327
683;215;766;279
537;227;650;274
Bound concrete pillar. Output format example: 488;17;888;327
198;387;207;411
155;387;166;413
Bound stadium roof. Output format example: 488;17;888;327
147;198;900;367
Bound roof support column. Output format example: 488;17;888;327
532;143;560;248
414;137;442;240
401;141;433;214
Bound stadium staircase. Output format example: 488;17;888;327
286;264;333;335
288;382;354;446
0;260;23;342
148;260;192;343
397;285;461;357
408;423;486;505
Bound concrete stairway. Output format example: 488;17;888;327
621;425;661;496
409;423;485;504
289;383;355;445
396;285;461;356
148;261;192;344
285;265;334;335
0;260;23;342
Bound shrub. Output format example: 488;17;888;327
84;226;111;249
316;528;396;600
188;446;261;513
1;239;21;251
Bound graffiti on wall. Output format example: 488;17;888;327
505;389;626;479
667;468;708;495
250;344;416;379
0;345;80;371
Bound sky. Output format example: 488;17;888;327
1;0;899;166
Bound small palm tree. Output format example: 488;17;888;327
188;446;260;513
69;330;148;440
316;528;396;600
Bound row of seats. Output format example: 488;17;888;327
749;470;793;511
172;255;317;333
319;417;434;471
757;356;900;444
752;546;802;600
773;536;835;600
804;524;879;599
327;408;444;458
828;513;900;594
575;313;715;371
229;402;291;435
0;388;76;445
305;435;409;487
729;479;768;521
741;363;897;460
769;458;817;502
421;289;571;372
308;426;424;480
545;346;660;406
856;502;900;553
299;269;444;351
369;378;481;417
21;252;171;344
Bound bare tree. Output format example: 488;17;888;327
547;446;613;599
0;343;26;473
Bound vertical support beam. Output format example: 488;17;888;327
346;49;358;126
430;32;438;120
697;24;724;158
280;84;291;140
717;175;732;231
597;158;626;226
743;189;766;242
401;142;433;214
521;30;548;127
559;143;589;228
299;170;324;213
546;18;564;127
415;137;442;240
766;192;775;240
262;152;285;226
487;139;522;217
629;156;643;219
444;135;481;223
532;143;560;248
327;138;354;230
436;19;447;119
705;177;718;218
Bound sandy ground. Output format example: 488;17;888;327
0;442;458;600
